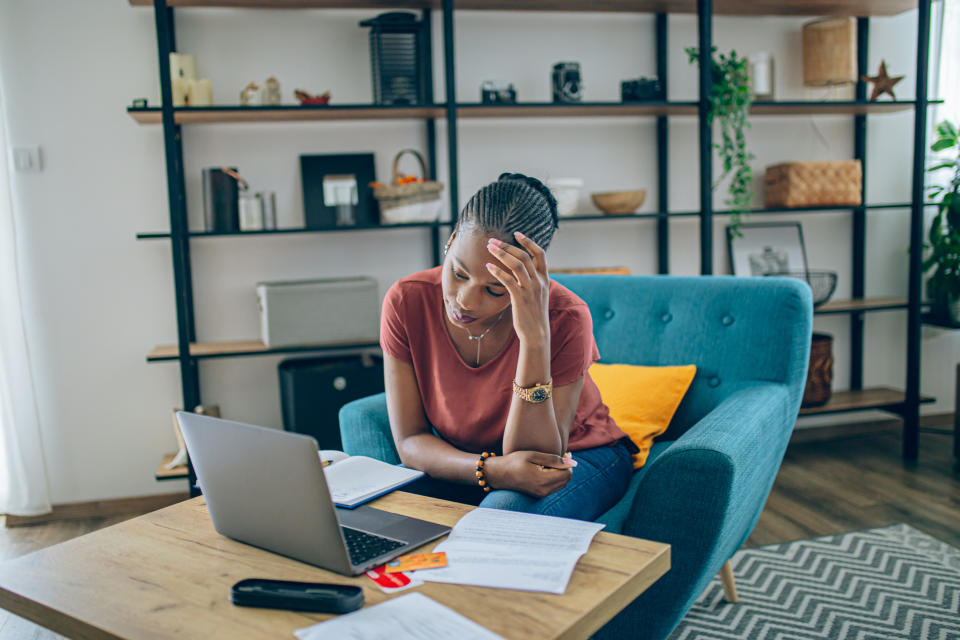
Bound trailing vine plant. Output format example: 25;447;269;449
686;46;754;234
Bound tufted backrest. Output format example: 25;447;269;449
551;274;813;440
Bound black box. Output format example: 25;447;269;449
278;354;384;451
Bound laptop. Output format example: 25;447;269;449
176;412;451;576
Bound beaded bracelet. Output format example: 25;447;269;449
475;451;497;493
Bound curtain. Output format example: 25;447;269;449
936;0;959;125
0;82;51;516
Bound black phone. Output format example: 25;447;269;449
230;578;364;614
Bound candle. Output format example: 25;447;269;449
749;52;774;100
171;76;188;107
169;53;197;81
169;53;197;107
187;78;213;106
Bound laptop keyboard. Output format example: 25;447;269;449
341;526;405;566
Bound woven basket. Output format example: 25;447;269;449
373;149;444;224
802;332;834;407
764;160;862;208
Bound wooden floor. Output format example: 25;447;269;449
1;427;957;639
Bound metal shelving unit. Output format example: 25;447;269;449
135;0;935;488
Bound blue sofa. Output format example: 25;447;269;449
339;274;812;640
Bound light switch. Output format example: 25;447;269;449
12;146;42;172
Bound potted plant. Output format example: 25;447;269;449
686;46;754;233
922;120;960;323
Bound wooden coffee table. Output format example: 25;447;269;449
0;492;669;639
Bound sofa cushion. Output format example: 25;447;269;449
594;440;673;534
589;363;696;469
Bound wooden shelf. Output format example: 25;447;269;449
127;105;444;125
457;102;697;118
147;339;381;362
136;221;440;239
128;101;939;126
799;387;935;416
156;453;188;481
749;100;930;115
815;297;910;314
129;0;918;17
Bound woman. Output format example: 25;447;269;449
380;173;637;521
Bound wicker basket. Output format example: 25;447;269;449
373;149;444;224
802;332;834;407
764;160;862;208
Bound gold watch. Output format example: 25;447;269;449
513;379;553;403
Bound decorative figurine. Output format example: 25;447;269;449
861;60;904;101
263;76;282;105
240;81;261;106
294;89;331;105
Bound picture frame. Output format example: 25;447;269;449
300;153;380;228
727;222;808;277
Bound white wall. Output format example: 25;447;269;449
0;0;953;504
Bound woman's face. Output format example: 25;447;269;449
442;225;512;329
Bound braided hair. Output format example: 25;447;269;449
457;173;560;250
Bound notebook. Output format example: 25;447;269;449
324;455;424;508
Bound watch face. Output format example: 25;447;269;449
531;388;548;402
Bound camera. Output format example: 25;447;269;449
621;77;664;102
481;81;517;105
552;62;583;103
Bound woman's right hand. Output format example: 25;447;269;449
484;451;575;498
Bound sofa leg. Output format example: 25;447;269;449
719;560;739;603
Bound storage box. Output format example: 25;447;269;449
256;277;379;348
764;160;862;209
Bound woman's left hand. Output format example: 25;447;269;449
486;232;550;345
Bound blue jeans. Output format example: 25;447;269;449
404;439;634;522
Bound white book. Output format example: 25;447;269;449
322;455;424;509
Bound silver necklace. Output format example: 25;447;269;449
464;308;508;366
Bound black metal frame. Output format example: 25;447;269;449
145;0;935;496
152;0;200;492
697;0;713;275
905;0;933;460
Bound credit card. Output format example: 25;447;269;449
384;552;447;573
365;565;423;593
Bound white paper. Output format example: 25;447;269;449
413;508;604;594
323;456;423;508
319;449;350;465
293;592;505;640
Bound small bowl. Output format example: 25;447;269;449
591;189;647;215
298;96;331;106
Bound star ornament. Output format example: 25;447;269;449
861;60;905;101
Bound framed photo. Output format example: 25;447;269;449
727;222;808;277
300;153;380;228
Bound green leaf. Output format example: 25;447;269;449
932;138;955;152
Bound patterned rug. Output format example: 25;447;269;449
670;524;960;640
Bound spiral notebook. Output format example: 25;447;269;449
322;455;424;509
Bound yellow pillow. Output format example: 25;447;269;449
589;363;697;469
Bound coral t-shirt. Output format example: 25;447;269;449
379;266;631;453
